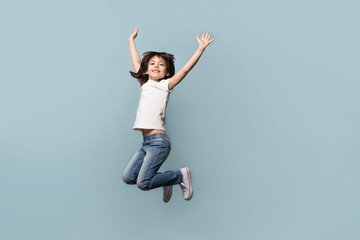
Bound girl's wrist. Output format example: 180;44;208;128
197;46;206;52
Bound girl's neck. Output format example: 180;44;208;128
148;78;161;82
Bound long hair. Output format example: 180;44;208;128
130;51;175;85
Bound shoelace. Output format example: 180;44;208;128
180;183;188;193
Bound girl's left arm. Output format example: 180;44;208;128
168;32;215;91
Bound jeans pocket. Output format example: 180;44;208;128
149;139;171;148
150;141;163;146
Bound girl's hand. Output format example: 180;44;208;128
197;32;215;50
129;28;139;41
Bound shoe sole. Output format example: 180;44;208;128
184;167;193;200
163;185;172;203
163;171;173;203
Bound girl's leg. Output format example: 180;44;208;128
122;147;146;185
136;135;182;190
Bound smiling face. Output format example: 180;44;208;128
146;56;170;81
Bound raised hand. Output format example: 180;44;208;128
129;28;139;41
197;32;215;50
128;28;141;72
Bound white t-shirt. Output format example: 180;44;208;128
133;79;172;131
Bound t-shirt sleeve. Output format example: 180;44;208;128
159;79;172;92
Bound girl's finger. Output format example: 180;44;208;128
202;32;205;39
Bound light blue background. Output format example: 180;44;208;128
1;0;359;239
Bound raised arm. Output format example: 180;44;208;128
168;32;215;91
128;28;141;72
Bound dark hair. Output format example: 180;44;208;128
130;51;175;85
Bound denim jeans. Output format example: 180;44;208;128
122;133;183;190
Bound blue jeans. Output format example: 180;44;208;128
122;133;183;190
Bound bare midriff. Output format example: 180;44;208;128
141;129;166;137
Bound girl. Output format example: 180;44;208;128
122;28;214;202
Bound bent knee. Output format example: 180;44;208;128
122;174;137;185
137;181;151;191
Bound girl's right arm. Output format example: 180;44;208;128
128;28;141;72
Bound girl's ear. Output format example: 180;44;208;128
166;72;170;77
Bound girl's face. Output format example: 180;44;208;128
146;56;169;81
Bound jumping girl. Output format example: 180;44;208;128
122;28;214;202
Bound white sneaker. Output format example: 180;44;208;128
163;185;172;203
180;167;193;200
